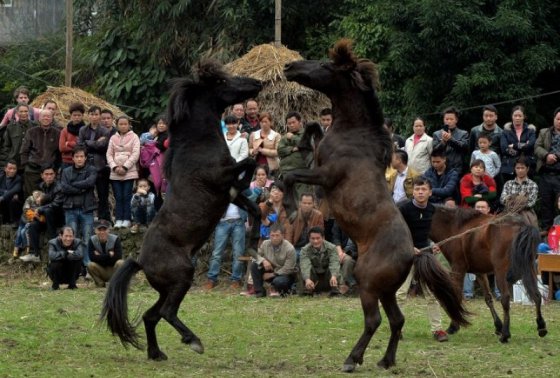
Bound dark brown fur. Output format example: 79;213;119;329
101;60;262;360
284;39;469;372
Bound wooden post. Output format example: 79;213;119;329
274;0;281;47
65;0;73;87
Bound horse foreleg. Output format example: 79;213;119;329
342;291;381;373
233;191;261;219
160;281;204;354
282;168;330;215
377;293;404;369
144;294;168;361
477;274;503;335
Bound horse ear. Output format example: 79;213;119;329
356;59;380;91
195;59;228;84
329;38;357;71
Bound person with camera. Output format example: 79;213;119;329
47;226;85;290
535;107;560;230
432;107;469;175
249;223;297;297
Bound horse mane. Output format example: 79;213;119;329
164;59;230;179
329;38;388;165
438;205;487;227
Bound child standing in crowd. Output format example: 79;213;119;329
130;178;155;234
471;135;501;179
17;190;44;262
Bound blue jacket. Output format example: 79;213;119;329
423;166;460;204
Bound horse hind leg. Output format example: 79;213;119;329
534;292;547;337
143;294;168;360
342;291;382;373
377;293;404;369
160;282;204;354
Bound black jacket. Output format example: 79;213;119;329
60;164;97;211
0;171;22;202
37;180;64;214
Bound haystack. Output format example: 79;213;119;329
31;86;127;125
226;43;330;133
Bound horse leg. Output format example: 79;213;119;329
143;294;168;360
477;274;503;335
377;293;404;369
494;271;511;343
342;291;382;373
281;167;330;214
160;281;204;354
535;296;548;337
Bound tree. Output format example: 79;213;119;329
340;0;560;132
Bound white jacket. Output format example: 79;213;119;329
225;131;249;162
405;133;433;175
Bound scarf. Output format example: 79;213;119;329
66;120;85;136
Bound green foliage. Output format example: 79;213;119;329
340;0;560;133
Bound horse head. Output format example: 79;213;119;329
168;59;262;124
284;38;379;96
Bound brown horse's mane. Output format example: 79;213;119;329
437;205;488;227
329;38;380;91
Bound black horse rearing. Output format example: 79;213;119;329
101;60;261;360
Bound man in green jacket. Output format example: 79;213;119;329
299;226;341;296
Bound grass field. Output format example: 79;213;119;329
0;268;558;377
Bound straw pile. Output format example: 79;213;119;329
31;86;127;125
226;43;330;133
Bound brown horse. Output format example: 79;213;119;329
101;60;262;360
283;39;469;372
430;206;547;342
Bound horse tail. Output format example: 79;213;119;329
414;253;471;327
507;225;541;304
100;258;143;349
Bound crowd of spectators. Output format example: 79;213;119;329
2;85;559;302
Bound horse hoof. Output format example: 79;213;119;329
148;350;168;361
341;363;355;373
499;336;510;344
538;329;548;338
377;358;394;369
446;327;459;335
190;341;205;354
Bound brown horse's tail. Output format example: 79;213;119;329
414;253;471;327
507;225;541;304
100;258;143;349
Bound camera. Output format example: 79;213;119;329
442;125;449;133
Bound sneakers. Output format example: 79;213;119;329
114;220;123;229
20;254;41;263
121;220;131;228
12;247;19;258
268;287;280;297
130;224;139;234
433;330;449;342
203;280;215;291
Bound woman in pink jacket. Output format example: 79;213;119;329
106;117;140;228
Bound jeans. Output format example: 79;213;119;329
131;203;155;225
111;179;134;221
207;218;246;283
65;208;94;266
463;273;475;298
96;167;111;221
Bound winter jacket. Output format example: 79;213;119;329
20;125;61;170
0;171;22;202
2;120;36;167
423;166;460;204
59;122;83;164
432;126;469;174
78;124;110;172
255;239;297;276
107;130;140;181
278;129;306;174
285;208;324;248
60;164;97;211
405;133;433;174
468;123;503;155
499;123;536;175
88;233;122;267
299;240;340;281
48;237;85;262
